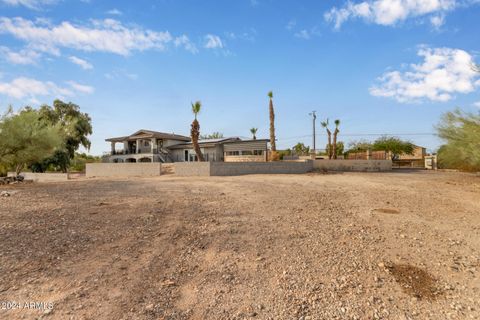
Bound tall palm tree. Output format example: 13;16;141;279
321;119;332;159
250;127;258;140
191;101;205;162
268;91;276;151
332;119;340;159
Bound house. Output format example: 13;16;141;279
105;129;269;163
397;145;427;160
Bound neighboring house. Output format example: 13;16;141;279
397;145;427;160
105;129;269;163
106;129;190;163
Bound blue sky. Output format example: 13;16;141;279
0;0;479;155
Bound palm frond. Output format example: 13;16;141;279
267;91;273;99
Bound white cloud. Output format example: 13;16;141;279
293;27;320;40
0;17;175;56
174;35;198;54
0;77;93;100
66;81;94;94
370;47;480;103
0;46;40;64
1;0;57;10
325;0;456;29
473;101;480;108
430;14;445;28
294;30;311;40
68;56;93;70
204;34;223;49
106;8;122;16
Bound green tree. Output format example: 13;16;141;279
347;140;373;152
69;152;102;172
372;136;415;160
293;142;310;155
436;108;480;171
0;108;62;174
200;132;224;139
191;101;205;162
250;127;258;140
32;100;92;172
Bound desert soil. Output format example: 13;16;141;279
0;171;479;320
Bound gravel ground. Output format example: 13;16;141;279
0;171;479;320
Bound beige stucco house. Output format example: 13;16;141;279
105;129;268;163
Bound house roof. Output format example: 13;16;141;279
106;129;191;143
167;137;242;149
168;138;269;150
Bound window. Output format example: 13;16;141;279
226;151;240;156
253;150;264;155
241;150;253;155
144;141;150;147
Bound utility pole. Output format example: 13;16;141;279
309;111;317;154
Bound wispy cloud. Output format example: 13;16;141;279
325;0;457;29
204;34;224;49
473;101;480;108
286;19;296;31
68;56;93;70
0;17;178;56
174;35;198;54
370;47;480;103
66;80;94;94
0;46;40;64
0;76;94;101
106;8;122;16
1;0;57;10
294;27;320;40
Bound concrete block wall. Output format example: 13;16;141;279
86;163;161;177
210;161;312;176
174;162;211;176
8;172;69;182
174;161;312;176
313;160;392;172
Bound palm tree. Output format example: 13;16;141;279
332;119;340;159
268;91;276;151
250;127;258;140
321;119;332;159
191;101;205;162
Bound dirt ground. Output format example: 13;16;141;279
0;171;479;320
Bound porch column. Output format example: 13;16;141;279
136;139;140;154
111;142;115;155
123;141;128;154
151;138;157;153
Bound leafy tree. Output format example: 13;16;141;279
250;127;258;140
332;119;341;159
321;119;333;159
0;108;62;174
200;132;224;139
69;152;102;172
293;142;310;155
436;108;480;171
372;136;415;160
347;140;373;152
191;101;205;161
32;100;92;172
268;91;276;151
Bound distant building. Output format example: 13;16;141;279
397;145;427;160
105;129;268;163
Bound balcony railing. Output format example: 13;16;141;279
109;149;164;156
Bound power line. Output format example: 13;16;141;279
276;132;437;143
